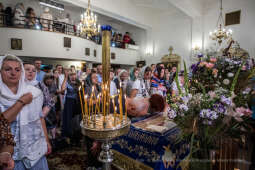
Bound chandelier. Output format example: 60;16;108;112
209;0;232;45
78;0;100;37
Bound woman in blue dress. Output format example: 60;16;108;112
61;70;81;143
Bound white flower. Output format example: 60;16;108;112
227;73;234;78
223;79;230;85
168;109;177;119
180;104;189;111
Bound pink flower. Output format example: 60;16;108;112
242;65;246;71
206;63;214;69
210;58;217;63
208;91;216;98
235;107;252;117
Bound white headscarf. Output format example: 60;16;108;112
25;70;39;87
117;69;128;82
118;69;128;91
0;55;47;166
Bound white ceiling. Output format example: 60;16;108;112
132;0;219;17
131;0;177;11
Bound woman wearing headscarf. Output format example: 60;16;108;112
13;3;25;26
84;71;101;97
42;74;59;140
151;65;169;97
129;67;139;82
24;62;55;118
130;66;151;98
113;69;134;97
0;55;50;169
61;70;81;142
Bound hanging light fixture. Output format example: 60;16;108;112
209;0;232;45
78;0;100;37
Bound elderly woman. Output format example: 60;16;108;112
130;66;151;98
0;55;50;169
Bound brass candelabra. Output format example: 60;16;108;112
80;25;131;170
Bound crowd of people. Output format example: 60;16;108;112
0;53;182;169
111;32;136;48
0;2;73;32
0;2;136;48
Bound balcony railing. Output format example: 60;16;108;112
0;13;139;50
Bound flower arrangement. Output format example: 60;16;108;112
167;53;255;169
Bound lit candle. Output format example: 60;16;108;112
112;98;115;114
125;94;127;121
85;95;88;118
114;106;117;126
82;84;86;116
119;83;123;121
97;94;100;113
94;98;97;116
89;87;94;120
78;86;85;120
98;93;101;113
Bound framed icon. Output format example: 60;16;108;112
64;37;71;48
11;38;22;50
85;48;90;56
111;52;116;60
136;60;146;68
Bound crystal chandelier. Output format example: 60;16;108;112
78;0;100;37
209;0;232;45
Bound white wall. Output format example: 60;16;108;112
144;11;192;67
193;0;255;57
0;27;139;65
63;0;154;29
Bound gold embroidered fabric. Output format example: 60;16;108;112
0;114;15;146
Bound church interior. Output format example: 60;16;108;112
0;0;255;170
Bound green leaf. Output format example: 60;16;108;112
184;60;189;95
175;65;183;96
230;62;244;93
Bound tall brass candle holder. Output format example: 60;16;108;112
80;25;131;170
